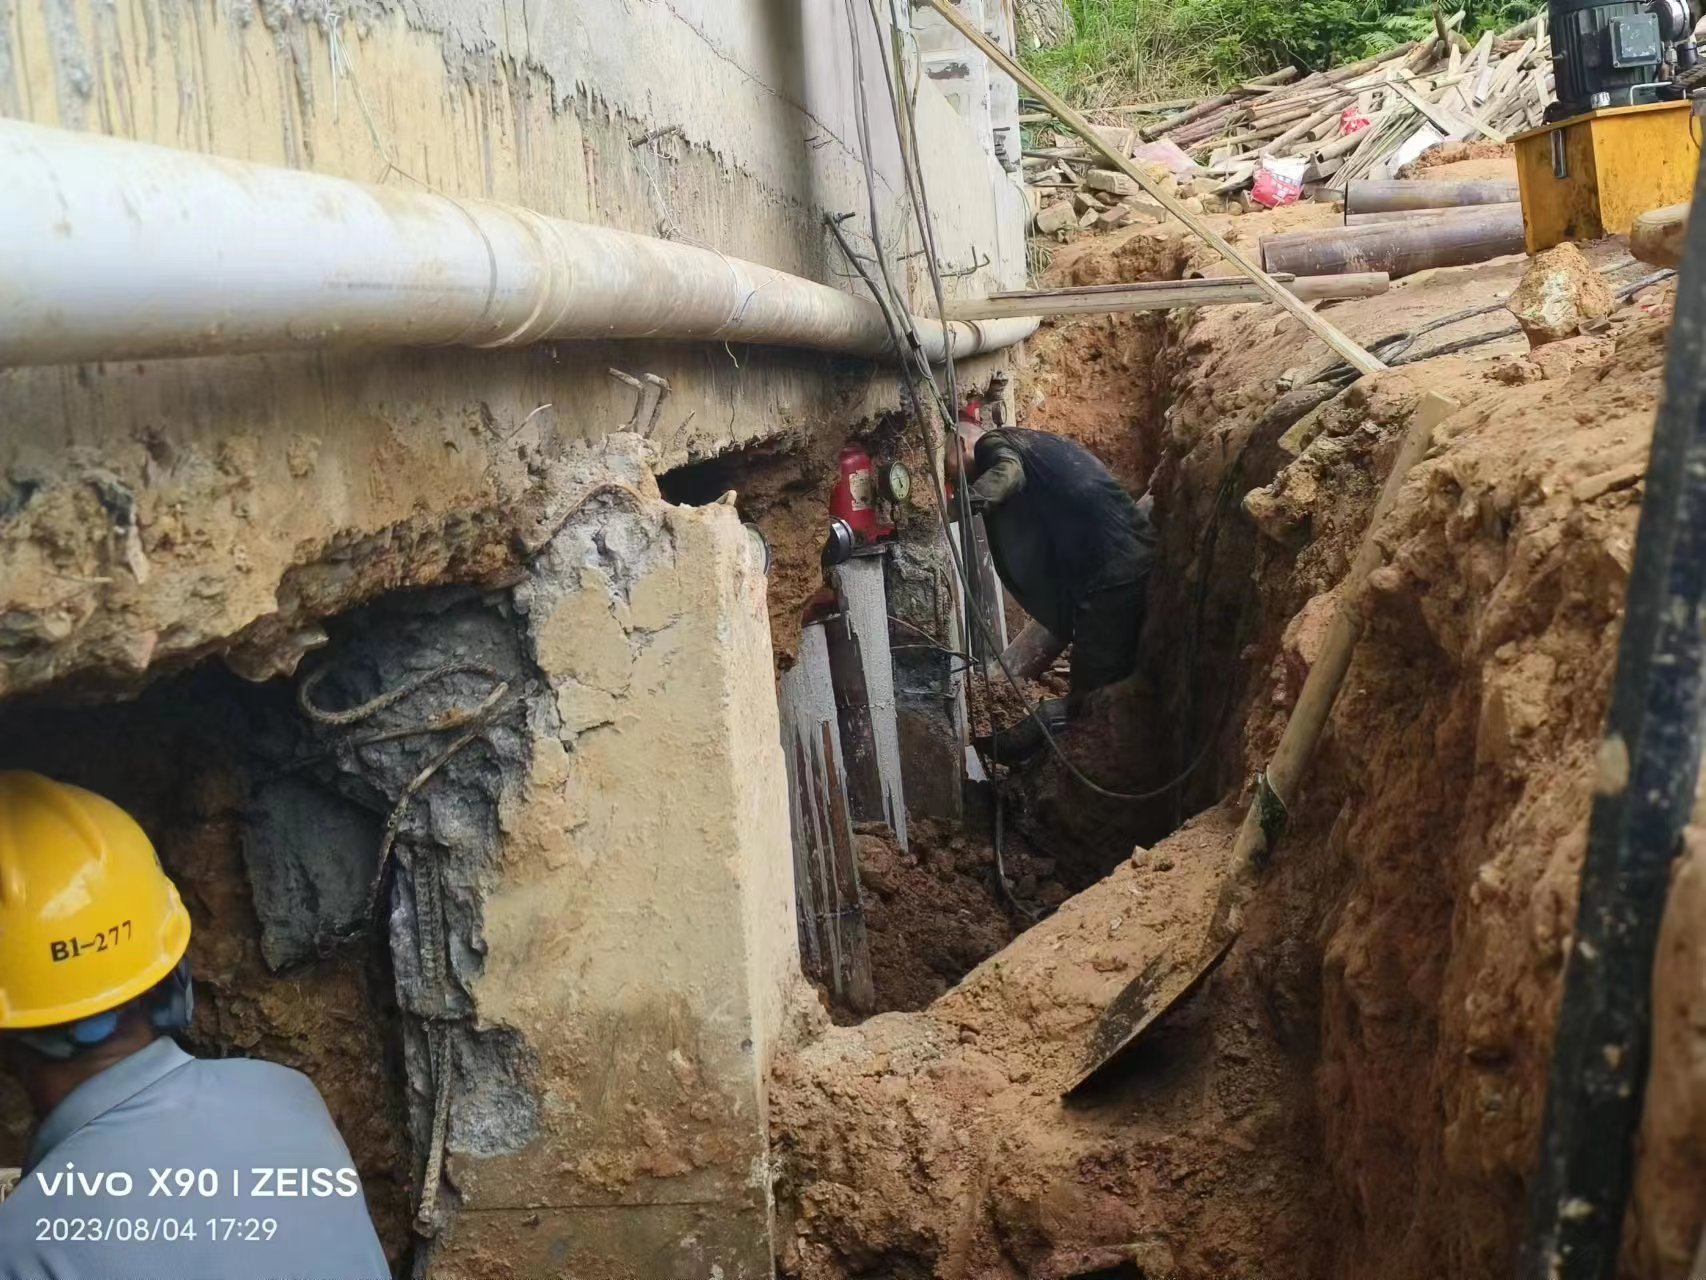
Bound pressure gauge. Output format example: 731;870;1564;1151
880;460;912;504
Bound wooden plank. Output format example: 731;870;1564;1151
917;0;1387;377
1392;77;1506;143
985;274;1295;299
1484;38;1536;102
945;274;1390;320
1470;30;1498;102
778;626;875;1012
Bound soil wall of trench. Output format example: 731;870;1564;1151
771;217;1706;1280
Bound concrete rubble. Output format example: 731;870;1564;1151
1508;241;1617;346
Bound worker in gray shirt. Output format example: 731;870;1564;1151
0;771;392;1280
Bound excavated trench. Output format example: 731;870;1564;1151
767;214;1699;1280
665;235;1218;1026
2;202;1696;1280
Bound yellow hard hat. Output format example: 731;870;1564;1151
0;772;192;1031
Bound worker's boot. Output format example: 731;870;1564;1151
975;697;1069;764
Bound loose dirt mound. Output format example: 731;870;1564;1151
854;820;1069;1017
1397;140;1517;179
774;810;1331;1280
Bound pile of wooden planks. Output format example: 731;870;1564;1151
1023;9;1552;228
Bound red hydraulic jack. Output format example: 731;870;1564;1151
823;444;910;567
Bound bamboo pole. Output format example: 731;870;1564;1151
1141;91;1250;142
945;273;1390;320
917;0;1387;377
1207;391;1453;946
1264;98;1351;155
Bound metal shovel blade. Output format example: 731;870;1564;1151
1062;929;1238;1097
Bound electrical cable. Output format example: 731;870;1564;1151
824;266;1213;806
1312;267;1680;386
839;2;1042;914
833;195;1217;806
861;2;1055;912
849;0;982;663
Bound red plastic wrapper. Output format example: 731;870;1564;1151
1340;106;1371;135
1251;162;1304;208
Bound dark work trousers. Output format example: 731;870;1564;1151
1067;576;1147;710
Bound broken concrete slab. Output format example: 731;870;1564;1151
1084;168;1139;198
1090;125;1136;156
1036;202;1077;234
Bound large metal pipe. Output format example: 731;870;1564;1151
1344;178;1523;213
1345;201;1522;226
1260;205;1526;279
0;119;1037;369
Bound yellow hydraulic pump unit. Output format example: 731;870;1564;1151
1515;0;1704;251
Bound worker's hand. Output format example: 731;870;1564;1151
967;490;992;515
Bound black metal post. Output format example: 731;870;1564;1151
1524;165;1706;1276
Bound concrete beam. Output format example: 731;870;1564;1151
425;477;801;1277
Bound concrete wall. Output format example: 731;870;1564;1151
0;0;1028;700
0;1;1026;1273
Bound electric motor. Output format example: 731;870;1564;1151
1547;0;1695;117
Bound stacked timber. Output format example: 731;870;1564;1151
1024;8;1552;231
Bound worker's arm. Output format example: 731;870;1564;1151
969;444;1025;511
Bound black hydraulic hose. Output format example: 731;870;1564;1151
1523;173;1706;1278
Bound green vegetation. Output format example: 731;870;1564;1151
1025;0;1536;106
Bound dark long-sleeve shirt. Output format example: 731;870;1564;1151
967;427;1155;642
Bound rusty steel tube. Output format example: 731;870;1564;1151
1345;201;1522;226
1261;205;1525;280
1344;178;1522;214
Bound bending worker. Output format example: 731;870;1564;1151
952;421;1157;754
0;771;391;1280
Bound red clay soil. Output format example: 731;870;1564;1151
854;820;1069;1018
773;197;1695;1279
774;809;1328;1280
1396;140;1518;178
